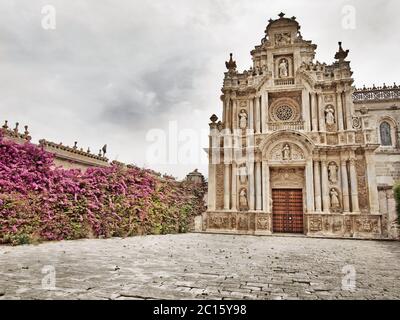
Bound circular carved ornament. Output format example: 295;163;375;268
276;105;294;121
269;97;300;123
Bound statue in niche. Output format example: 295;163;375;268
328;162;338;184
278;59;288;78
238;164;247;184
330;189;340;209
239;109;248;129
282;144;291;160
325;106;336;126
239;188;248;211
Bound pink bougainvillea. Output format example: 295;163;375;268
0;135;206;245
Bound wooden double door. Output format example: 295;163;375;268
272;189;304;234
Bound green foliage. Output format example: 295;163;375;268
394;183;400;224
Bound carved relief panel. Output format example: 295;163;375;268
269;142;305;161
270;168;305;189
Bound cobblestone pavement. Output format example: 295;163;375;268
0;233;399;300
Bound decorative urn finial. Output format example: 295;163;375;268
225;53;237;72
334;41;349;61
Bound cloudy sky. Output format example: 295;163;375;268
1;0;399;179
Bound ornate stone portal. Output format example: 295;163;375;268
204;13;400;240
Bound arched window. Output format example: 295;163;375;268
380;121;392;146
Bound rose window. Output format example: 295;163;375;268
276;105;294;121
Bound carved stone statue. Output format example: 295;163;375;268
239;109;248;129
282;144;291;160
325;106;335;126
275;33;291;46
239;188;248;211
330;189;340;209
328;162;338;183
278;59;288;78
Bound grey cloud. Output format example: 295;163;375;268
0;0;399;178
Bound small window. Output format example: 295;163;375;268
380;121;392;146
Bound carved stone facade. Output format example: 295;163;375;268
204;13;400;239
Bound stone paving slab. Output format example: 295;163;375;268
0;234;399;300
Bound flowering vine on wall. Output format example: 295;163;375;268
0;135;206;245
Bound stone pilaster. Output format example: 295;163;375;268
231;162;237;211
248;161;255;211
336;91;344;131
255;96;261;134
321;156;330;213
207;162;216;211
318;93;326;132
232;100;238;130
255;160;262;211
302;89;311;131
340;154;350;213
262;161;269;213
313;159;322;212
305;159;315;212
311;93;318;132
365;150;379;214
249;97;254;132
224;163;231;210
349;152;360;213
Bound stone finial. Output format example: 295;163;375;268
87;147;91;153
225;53;237;72
98;149;102;157
13;122;19;133
334;42;349;61
278;12;285;19
210;114;218;123
102;144;107;156
24;125;29;136
2;120;8;129
73;141;78;150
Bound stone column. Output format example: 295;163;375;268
365;150;379;213
232;100;238;130
311;93;318;132
208;163;216;211
261;92;267;133
255;96;261;134
248;161;255;211
222;96;228;128
255;160;262;211
224;164;230;210
349;153;360;213
262;161;269;213
336;91;344;131
340;155;350;213
313;159;322;212
302;90;310;131
249;97;254;132
321;157;330;213
318;93;326;132
226;98;232;130
231;162;237;211
305;159;315;212
344;89;354;130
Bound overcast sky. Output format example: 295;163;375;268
1;0;399;179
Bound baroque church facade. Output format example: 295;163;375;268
204;13;400;239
